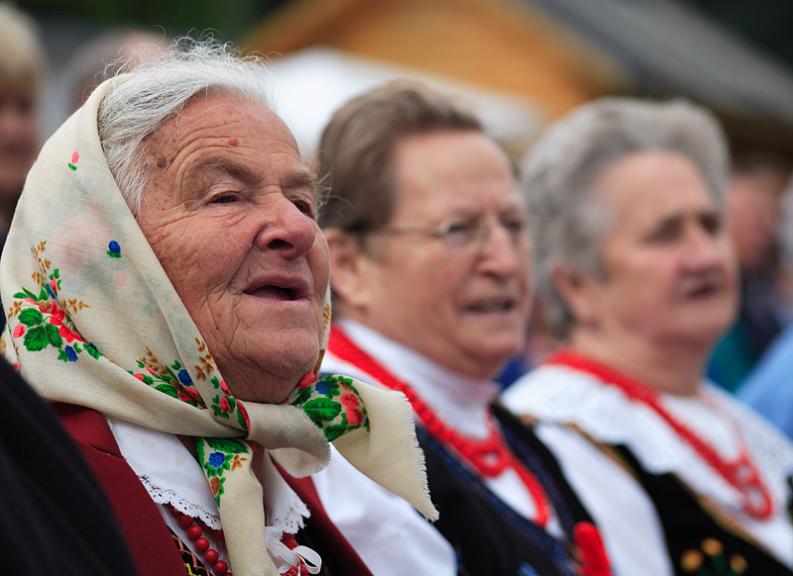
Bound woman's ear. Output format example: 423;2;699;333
325;228;372;313
551;265;599;328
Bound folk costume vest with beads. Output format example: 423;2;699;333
548;351;793;576
327;326;612;576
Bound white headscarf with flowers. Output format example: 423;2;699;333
0;78;436;576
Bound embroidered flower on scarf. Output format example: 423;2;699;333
67;150;79;171
209;476;224;500
178;368;193;386
129;349;206;409
289;374;370;442
208;451;226;468
106;240;121;259
197;438;250;506
8;242;100;363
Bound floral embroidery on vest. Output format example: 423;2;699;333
680;538;747;575
7;241;100;362
289;374;370;441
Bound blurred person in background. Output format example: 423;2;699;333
0;3;43;243
707;154;792;391
315;81;611;576
502;98;793;575
62;28;168;111
1;40;440;576
737;172;793;441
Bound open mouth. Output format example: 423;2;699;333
244;277;309;301
465;297;516;313
685;282;721;299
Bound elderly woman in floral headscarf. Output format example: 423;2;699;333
0;40;441;576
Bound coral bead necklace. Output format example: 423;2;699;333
167;506;309;576
547;350;774;520
328;326;551;527
167;506;231;576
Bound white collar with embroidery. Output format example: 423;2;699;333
330;319;499;439
107;417;309;534
503;364;793;514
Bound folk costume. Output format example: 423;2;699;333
0;78;437;576
503;352;793;576
318;320;612;576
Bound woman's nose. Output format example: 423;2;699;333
683;225;726;271
253;196;318;259
478;221;524;277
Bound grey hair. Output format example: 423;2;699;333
523;97;729;338
97;38;271;215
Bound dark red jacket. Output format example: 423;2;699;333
56;404;372;576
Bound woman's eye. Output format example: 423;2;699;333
209;194;238;205
502;218;527;234
293;199;316;218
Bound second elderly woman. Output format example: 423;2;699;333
503;98;793;575
315;82;612;576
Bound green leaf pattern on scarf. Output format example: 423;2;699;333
289;374;370;442
6;241;100;363
128;348;206;408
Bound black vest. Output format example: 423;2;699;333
611;444;793;576
421;403;607;576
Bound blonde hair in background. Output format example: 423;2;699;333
0;3;45;90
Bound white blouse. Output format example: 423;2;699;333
502;364;793;576
312;319;563;576
108;418;324;574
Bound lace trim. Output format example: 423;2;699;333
269;493;309;535
505;365;793;512
139;471;310;535
138;474;222;530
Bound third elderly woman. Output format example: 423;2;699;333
503;98;793;576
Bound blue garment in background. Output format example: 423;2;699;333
739;322;793;440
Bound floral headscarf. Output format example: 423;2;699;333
0;78;435;576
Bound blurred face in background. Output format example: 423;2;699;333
727;163;788;272
339;130;532;380
0;82;38;203
570;151;737;350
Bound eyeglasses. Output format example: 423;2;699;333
358;215;529;251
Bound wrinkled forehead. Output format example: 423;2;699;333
144;90;305;169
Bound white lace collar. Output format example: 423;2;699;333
503;364;793;515
332;319;499;439
107;417;310;534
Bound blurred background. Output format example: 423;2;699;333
7;0;793;392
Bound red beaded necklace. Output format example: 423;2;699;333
329;326;551;527
167;506;231;576
167;506;307;576
547;350;774;520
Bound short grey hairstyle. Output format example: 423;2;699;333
97;38;271;215
523;97;729;337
